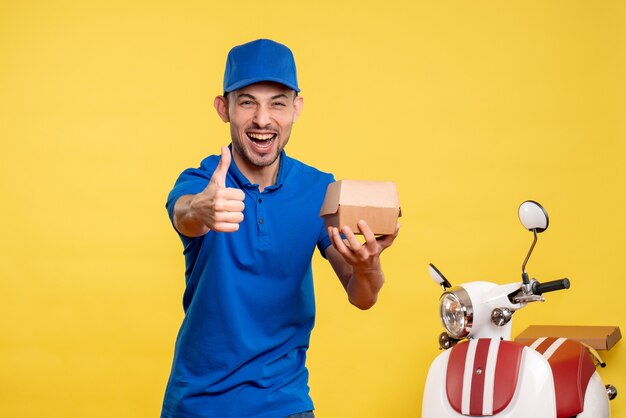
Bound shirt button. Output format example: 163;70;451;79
258;198;262;203
259;218;264;224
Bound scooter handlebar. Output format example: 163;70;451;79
534;278;570;295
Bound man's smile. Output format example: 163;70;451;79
247;132;276;141
246;131;278;150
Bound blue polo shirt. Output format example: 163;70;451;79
162;148;334;418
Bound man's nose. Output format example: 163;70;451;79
253;105;271;127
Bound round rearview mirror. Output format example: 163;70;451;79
429;263;452;289
518;200;549;232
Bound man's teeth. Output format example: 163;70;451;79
248;133;275;141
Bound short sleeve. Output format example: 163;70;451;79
316;172;335;259
165;156;220;226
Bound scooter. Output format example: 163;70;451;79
422;201;618;417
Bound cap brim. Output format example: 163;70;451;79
225;76;300;93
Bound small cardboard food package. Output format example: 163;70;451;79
319;180;401;235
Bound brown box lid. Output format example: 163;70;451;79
515;325;622;351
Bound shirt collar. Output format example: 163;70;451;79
228;144;287;192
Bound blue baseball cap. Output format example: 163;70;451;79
223;39;300;94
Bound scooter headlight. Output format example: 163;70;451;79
439;287;473;338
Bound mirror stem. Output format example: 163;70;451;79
521;229;538;284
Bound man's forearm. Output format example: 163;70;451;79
346;261;385;310
173;195;210;237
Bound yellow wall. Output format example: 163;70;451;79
1;1;624;416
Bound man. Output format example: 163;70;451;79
162;39;399;418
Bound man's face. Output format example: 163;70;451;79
217;82;303;169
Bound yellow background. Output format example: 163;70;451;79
1;1;624;417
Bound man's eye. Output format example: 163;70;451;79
274;102;286;107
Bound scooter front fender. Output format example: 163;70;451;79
422;343;557;418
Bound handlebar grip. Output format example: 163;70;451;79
534;278;570;295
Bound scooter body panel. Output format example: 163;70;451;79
577;372;611;418
423;342;557;417
525;337;609;417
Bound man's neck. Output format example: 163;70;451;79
232;153;280;192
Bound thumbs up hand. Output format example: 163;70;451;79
187;146;245;233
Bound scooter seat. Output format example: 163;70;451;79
524;337;596;418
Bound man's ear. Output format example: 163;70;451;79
214;95;230;122
293;95;304;122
